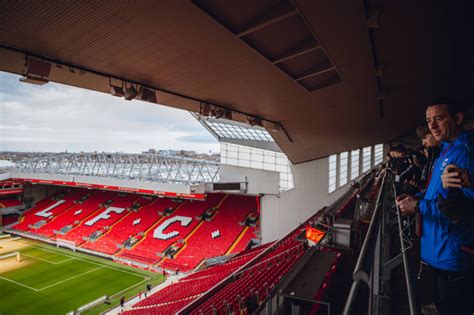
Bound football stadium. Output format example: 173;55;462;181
1;1;473;315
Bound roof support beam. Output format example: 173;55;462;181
236;10;298;38
295;67;335;82
271;44;321;64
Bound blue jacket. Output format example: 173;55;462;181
419;131;474;271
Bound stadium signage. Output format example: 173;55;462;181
35;200;66;218
84;207;126;226
12;178;206;200
153;215;192;240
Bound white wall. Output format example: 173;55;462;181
0;172;12;181
261;156;350;243
219;164;279;195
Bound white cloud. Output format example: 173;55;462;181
0;72;219;153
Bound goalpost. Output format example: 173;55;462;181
0;251;21;262
56;239;76;252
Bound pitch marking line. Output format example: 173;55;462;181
20;240;147;279
37;266;104;291
21;253;74;265
0;267;104;292
0;276;39;291
112;276;150;299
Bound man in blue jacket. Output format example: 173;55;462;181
396;98;473;315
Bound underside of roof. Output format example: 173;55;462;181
0;0;472;164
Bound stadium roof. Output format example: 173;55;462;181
0;1;472;163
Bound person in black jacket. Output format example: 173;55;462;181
246;289;259;314
416;122;441;192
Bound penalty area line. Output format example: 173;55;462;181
21;241;146;278
0;276;39;292
21;253;75;265
37;266;104;291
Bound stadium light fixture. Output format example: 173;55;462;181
224;109;232;120
199;102;212;116
110;79;125;97
213;107;225;119
271;123;281;132
247;116;263;127
19;57;51;85
124;84;138;100
136;86;157;103
110;85;125;97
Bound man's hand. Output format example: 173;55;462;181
396;194;418;215
442;164;472;188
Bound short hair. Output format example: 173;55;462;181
426;97;465;117
394;144;407;153
416;122;430;139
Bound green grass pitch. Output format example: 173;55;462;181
0;238;164;315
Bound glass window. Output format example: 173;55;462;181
329;154;337;193
339;151;348;186
363;146;371;172
351;149;360;180
220;142;294;191
374;144;384;165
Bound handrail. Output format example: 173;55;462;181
343;172;418;315
343;174;386;315
390;175;417;315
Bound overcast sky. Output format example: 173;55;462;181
0;71;219;153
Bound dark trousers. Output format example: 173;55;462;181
431;266;474;315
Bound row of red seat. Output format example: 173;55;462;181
35;190;117;238
228;226;256;254
13;188;90;231
192;239;305;314
125;297;195;315
0;198;23;208
124;244;269;315
81;196;156;254
159;194;255;271
122;194;226;262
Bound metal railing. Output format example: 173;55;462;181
343;172;418;315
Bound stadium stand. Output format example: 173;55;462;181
34;190;116;238
123;243;271;315
116;197;185;264
60;193;137;245
12;188;89;231
124;194;346;315
159;194;258;271
119;194;225;268
81;196;158;254
227;226;256;255
0;198;22;208
1;215;19;226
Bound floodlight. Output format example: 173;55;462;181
124;84;138;100
19;57;51;85
200;103;212;116
110;85;124;97
247;116;263;127
136;87;157;103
